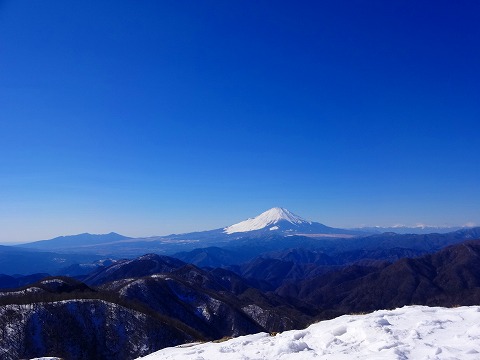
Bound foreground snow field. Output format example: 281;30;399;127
137;306;480;360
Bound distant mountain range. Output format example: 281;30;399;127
8;207;479;266
14;208;366;256
17;208;473;254
351;225;467;234
18;232;131;250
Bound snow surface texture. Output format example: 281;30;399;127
137;306;480;360
224;207;311;234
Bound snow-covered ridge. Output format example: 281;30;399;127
137;305;480;359
224;207;311;234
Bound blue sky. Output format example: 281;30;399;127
1;1;479;243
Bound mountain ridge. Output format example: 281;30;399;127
14;208;365;256
16;232;130;250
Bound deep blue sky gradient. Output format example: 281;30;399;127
1;1;479;242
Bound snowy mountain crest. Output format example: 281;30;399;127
138;305;480;360
224;207;311;234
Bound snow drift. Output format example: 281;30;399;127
137;305;480;359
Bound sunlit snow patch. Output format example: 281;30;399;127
137;305;480;360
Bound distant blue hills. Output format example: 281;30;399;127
14;208;366;256
18;232;131;250
3;208;477;275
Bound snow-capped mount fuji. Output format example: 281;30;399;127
224;207;311;234
222;207;360;236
